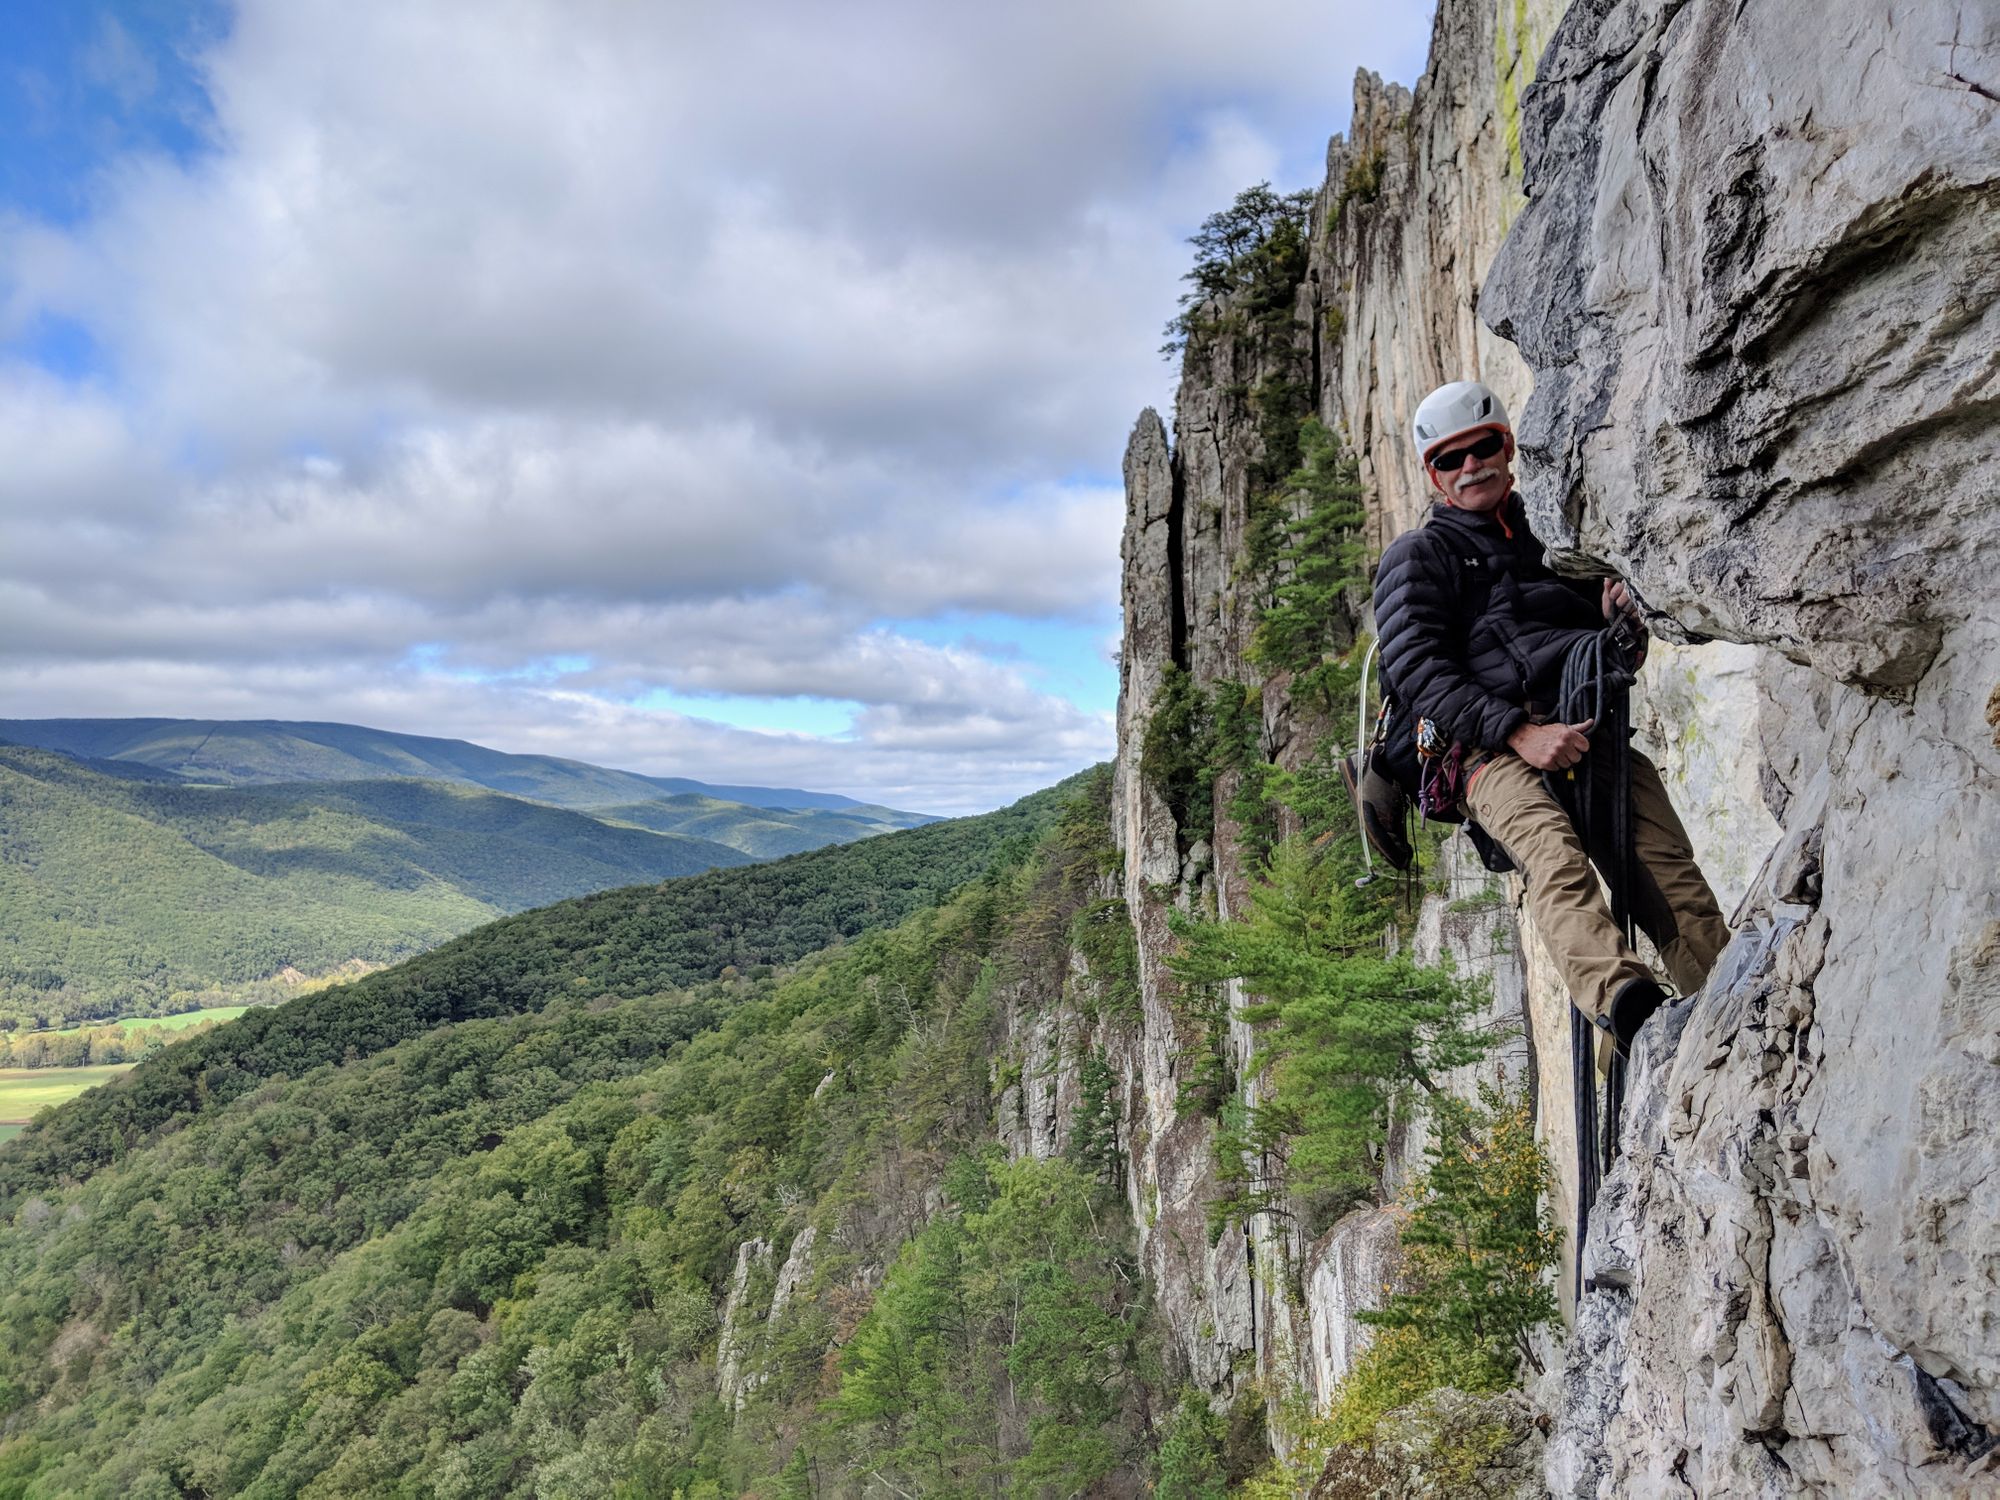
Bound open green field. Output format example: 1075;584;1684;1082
32;1005;251;1041
0;1065;133;1131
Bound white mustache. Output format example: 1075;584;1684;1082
1455;465;1501;492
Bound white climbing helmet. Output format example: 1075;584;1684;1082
1411;380;1511;463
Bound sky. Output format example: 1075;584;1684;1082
0;1;1433;815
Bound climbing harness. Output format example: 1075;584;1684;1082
1542;626;1640;1291
1415;723;1466;821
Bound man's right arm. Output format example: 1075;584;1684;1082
1373;533;1528;752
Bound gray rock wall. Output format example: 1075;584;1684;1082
1108;0;1995;1491
1108;0;1578;1416
1315;0;1565;548
1485;0;2000;1490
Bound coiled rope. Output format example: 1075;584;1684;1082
1543;627;1637;1291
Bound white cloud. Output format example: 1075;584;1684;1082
0;654;1110;816
1;0;1432;808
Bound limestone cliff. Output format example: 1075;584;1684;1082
1110;0;1575;1428
1484;0;2000;1491
1107;0;1997;1491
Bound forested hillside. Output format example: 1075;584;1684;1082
0;770;1154;1496
0;753;1559;1497
0;772;1081;1201
0;746;754;1031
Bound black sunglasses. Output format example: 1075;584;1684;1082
1427;430;1506;471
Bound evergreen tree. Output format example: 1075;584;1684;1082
1162;182;1316;356
1172;839;1492;1229
1250;418;1370;711
1359;1086;1562;1388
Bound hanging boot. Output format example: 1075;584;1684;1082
1342;749;1413;870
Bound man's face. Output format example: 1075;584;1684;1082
1424;426;1514;513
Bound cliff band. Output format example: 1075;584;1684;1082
1104;0;1999;1492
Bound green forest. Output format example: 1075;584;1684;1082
0;773;1119;1495
0;760;1556;1497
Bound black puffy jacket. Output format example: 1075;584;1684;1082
1373;493;1605;752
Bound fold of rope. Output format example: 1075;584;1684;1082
1545;628;1635;1294
1571;1004;1600;1290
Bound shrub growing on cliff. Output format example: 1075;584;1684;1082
1162;182;1315;357
1171;839;1491;1231
1357;1085;1561;1392
1067;1052;1124;1189
1141;662;1218;840
1250;418;1369;712
1337;147;1387;212
1069;899;1141;1021
1239;1088;1558;1495
1154;1389;1231;1498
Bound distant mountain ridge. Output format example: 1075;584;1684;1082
0;724;938;1031
0;744;757;1028
0;718;931;819
589;794;928;860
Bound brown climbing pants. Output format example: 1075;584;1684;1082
1463;749;1729;1021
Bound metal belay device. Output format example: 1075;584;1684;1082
1543;627;1640;1290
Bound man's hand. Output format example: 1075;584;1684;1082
1602;579;1645;629
1509;718;1594;771
1602;579;1649;665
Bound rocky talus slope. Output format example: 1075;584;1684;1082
1098;0;1996;1491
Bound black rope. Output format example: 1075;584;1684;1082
1543;628;1637;1292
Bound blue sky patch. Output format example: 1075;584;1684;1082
8;312;102;380
0;2;226;226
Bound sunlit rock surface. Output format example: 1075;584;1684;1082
1486;0;2000;1490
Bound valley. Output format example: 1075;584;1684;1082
0;1066;131;1146
0;729;930;1034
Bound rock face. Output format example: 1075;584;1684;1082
1107;0;1579;1426
1107;0;1612;1421
1103;0;1997;1490
716;1237;773;1410
1318;0;1566;548
1483;0;2000;1491
1489;0;1998;692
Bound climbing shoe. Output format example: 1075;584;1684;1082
1342;749;1413;870
1599;976;1669;1058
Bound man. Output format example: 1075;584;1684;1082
1371;379;1729;1054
